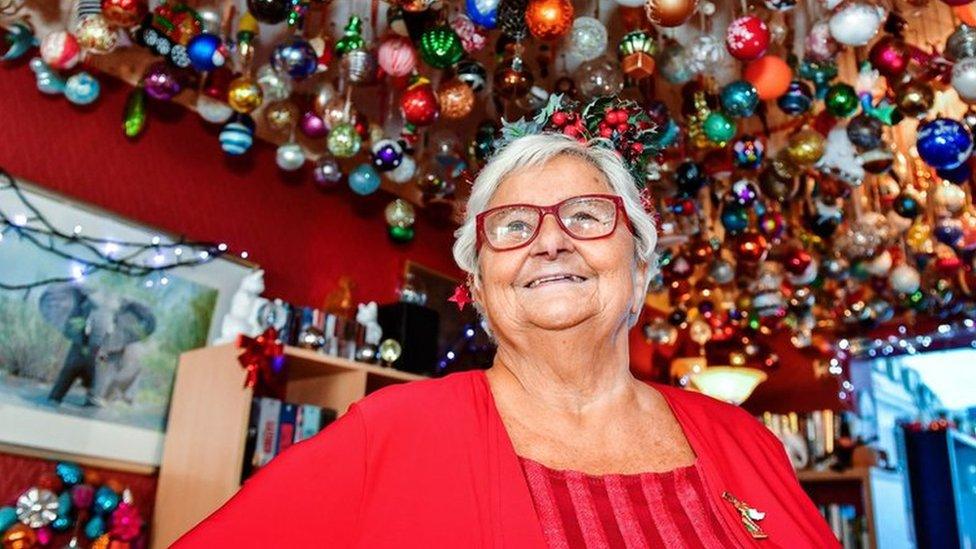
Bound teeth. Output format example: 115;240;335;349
527;275;584;288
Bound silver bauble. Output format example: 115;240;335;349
197;95;234;124
342;49;377;85
946;24;976;61
567;17;607;62
952;56;976;102
255;64;293;103
387;155;417;184
275;142;306;171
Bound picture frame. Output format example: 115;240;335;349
0;176;254;469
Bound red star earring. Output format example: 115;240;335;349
449;276;473;311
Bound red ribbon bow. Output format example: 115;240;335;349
237;327;286;397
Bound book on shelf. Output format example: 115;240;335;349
241;397;338;482
816;503;866;549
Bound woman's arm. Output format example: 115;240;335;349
171;404;367;547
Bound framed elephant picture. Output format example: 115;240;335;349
0;177;253;468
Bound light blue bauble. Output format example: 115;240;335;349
349;164;381;195
219;115;255;156
93;486;120;514
0;506;17;532
65;72;101;105
720;80;759;118
466;0;500;29
84;515;105;540
917;118;973;170
51;514;73;532
55;461;84;486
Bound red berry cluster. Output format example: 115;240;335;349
549;110;586;140
596;106;653;161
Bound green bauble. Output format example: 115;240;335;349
327;123;362;158
825;83;858;117
703;111;736;144
334;16;366;56
388;224;415;242
419;26;464;69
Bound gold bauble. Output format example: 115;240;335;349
263;100;299;133
320;96;348;129
785;129;825;166
227;76;263;113
895;81;934;118
906;222;934;254
436;78;475;120
645;0;699;28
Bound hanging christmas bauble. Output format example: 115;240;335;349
342;49;377;85
895;81;934;118
917;118;974;170
525;0;574;41
296;111;325;138
952;57;976;102
824;83;858;117
758;211;786;240
786;129;825;165
645;0;698;28
276;142;306;171
451;13;487;53
868;36;909;79
385;198;416;228
219;114;255;155
143;62;182;101
327;122;362;158
721;203;749;234
372;139;404;171
733;231;769;263
64;72;100;105
256;64;293;103
466;0;500;28
76;14;117;54
859;148;894;174
575;57;624;99
377;35;417;77
197;95;233;124
829;2;885;46
568;16;608;61
743;55;792;100
674;161;708;196
272;37;318;80
456;59;488;92
388;154;417;183
936;179;968;213
731;178;759;206
419;26;464;69
494;57;535;99
401;77;440;125
703;111;736;144
227;76;263;113
732;135;765;169
618;30;657;79
805;20;839;62
687;34;726;74
892;192;920;218
247;0;289;24
759;166;797;202
101;0;146;27
720;80;759;118
947;24;976;61
889;264;921;293
938;161;972;183
312;154;343;189
659;43;695;84
846;114;884;150
437;78;476;120
776;80;813;115
41;30;81;70
498;0;529;39
264;100;299;133
186;33;225;71
726;15;770;61
349;163;381;195
783;248;813;276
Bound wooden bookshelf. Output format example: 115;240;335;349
150;343;426;549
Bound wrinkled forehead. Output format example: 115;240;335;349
486;154;614;209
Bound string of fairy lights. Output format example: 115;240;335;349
0;168;231;291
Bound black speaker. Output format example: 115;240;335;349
378;303;440;375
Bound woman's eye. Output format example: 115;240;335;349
571;211;599;223
506;220;532;232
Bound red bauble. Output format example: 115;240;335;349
733;231;769;263
726;16;770;61
525;0;574;41
869;36;909;79
783;248;813;276
400;78;439;126
101;0;147;27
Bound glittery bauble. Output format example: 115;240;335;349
312;155;343;188
272;37;318;80
645;0;698;27
758;211;786;240
726;15;770;61
467;0;500;28
846;114;884;150
377;35;417;77
456;59;488;92
805;20;839;62
568;17;607;61
327;123;362;158
401;78;440;125
247;0;289;24
227;76;263;113
437;78;475;119
824;83;858;117
299;111;328;138
720;80;759;118
732;135;765;169
935;180;967;213
76;14;117;54
494;57;534;99
946;24;976;61
829;2;885;46
686;34;726;74
41;30;81;70
731;178;759;206
385;198;416;227
143;61;182;101
709;259;735;284
868;36;909;79
371;139;404;171
349;163;381;195
733;231;769;263
890;264;921;293
575;57;624;99
379;338;404;361
895;81;934;118
525;0;574;41
64;72;100;105
917;118;973;170
275;142;305;171
721;203;749;233
16;487;58;528
786;129;825;165
101;0;147;27
2;523;36;549
498;0;529;39
952;56;976;102
387;155;417;183
255;65;293;103
743;55;792;100
263;100;298;133
703;111;736;144
419;26;464;69
451;13;487;53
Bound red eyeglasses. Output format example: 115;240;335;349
475;194;633;251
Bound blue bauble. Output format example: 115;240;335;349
720;80;759;118
721;204;749;234
349;164;381;195
651;118;680;148
937;161;971;183
187;34;226;72
777;80;813;116
893;193;919;218
271;37;317;80
57;491;72;516
220;117;255;155
674;161;708;197
85;515;105;540
93;486;120;514
51;514;73;532
917;118;973;170
64;72;100;105
732;135;765;170
0;506;17;532
56;461;84;486
371;139;404;171
466;0;500;29
935;220;963;246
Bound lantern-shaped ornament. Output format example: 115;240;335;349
617;30;657;79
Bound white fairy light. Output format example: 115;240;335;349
12;213;27;226
240;251;249;259
73;225;82;235
218;243;228;251
103;242;120;256
71;264;86;282
151;235;161;245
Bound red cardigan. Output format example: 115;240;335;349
175;370;838;548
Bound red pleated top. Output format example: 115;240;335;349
519;456;738;549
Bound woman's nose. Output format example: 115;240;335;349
530;214;573;259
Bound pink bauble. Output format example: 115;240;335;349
804;20;839;62
450;13;487;53
377;36;417;78
40;31;82;70
726;15;770;61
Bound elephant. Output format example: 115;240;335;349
39;283;157;406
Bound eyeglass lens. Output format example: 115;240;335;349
483;196;618;250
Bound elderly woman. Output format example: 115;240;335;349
178;133;836;548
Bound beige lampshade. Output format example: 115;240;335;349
689;366;768;405
670;356;707;380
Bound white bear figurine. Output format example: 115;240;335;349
356;301;383;346
216;269;270;344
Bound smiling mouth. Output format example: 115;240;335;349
523;274;588;288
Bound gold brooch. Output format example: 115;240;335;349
722;491;768;540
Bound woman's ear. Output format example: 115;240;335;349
631;260;648;316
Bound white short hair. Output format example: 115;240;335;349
452;132;659;328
